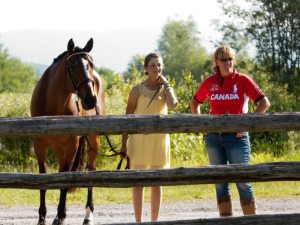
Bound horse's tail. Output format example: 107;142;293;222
72;136;86;172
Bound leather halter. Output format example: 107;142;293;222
66;53;130;170
66;52;94;92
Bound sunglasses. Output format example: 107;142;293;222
220;58;233;62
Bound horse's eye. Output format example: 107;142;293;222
69;63;76;71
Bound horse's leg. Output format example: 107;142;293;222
52;138;79;225
38;189;47;225
83;187;94;225
33;138;48;225
52;188;68;225
83;135;99;225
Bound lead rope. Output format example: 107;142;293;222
90;101;130;169
74;93;129;169
67;53;128;169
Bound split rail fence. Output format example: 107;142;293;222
0;112;300;224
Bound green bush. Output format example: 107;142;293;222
0;68;299;170
0;93;34;168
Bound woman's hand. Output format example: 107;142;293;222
157;75;168;85
120;145;128;159
236;131;245;138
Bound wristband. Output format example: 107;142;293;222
164;83;171;89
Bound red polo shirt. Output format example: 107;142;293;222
194;70;265;115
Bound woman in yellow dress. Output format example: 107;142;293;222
120;52;177;223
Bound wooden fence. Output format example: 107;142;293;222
0;113;299;136
0;113;299;224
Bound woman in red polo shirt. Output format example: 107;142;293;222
190;46;270;217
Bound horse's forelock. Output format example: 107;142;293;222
69;51;95;69
74;46;84;53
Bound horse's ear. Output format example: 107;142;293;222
67;38;75;53
83;38;93;52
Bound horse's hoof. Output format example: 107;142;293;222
83;219;94;225
52;218;65;225
37;217;46;225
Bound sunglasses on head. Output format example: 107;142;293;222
220;57;233;62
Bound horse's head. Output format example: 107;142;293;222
66;38;97;110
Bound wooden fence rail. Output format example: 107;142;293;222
0;162;299;189
0;112;299;137
110;213;300;225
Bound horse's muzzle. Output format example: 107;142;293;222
81;95;97;110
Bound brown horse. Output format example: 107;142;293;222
31;38;105;225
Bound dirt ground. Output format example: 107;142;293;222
0;197;299;225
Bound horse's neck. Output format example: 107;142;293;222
44;68;78;115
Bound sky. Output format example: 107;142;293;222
1;0;222;35
0;0;224;72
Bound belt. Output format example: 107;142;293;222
218;132;237;135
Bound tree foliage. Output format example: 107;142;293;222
157;17;210;83
234;55;299;155
1;12;299;168
96;66;121;89
0;44;37;93
217;0;300;94
122;54;145;81
0;93;33;168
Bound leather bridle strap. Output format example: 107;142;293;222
146;86;161;108
66;52;93;62
79;99;130;170
66;52;94;92
68;52;129;170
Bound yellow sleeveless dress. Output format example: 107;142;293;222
127;83;170;169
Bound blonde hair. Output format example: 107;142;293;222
213;46;236;72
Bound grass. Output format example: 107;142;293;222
1;182;299;206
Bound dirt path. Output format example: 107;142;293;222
0;198;299;225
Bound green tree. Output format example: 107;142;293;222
235;56;298;155
96;66;120;89
217;0;300;94
0;93;34;168
123;54;145;81
0;44;37;93
157;17;210;83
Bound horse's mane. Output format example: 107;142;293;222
53;47;84;63
53;51;68;63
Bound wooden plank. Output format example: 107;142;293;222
108;213;300;225
0;162;299;189
0;113;299;137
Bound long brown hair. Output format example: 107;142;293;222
144;52;163;75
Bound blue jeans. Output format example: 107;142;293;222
204;132;254;200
